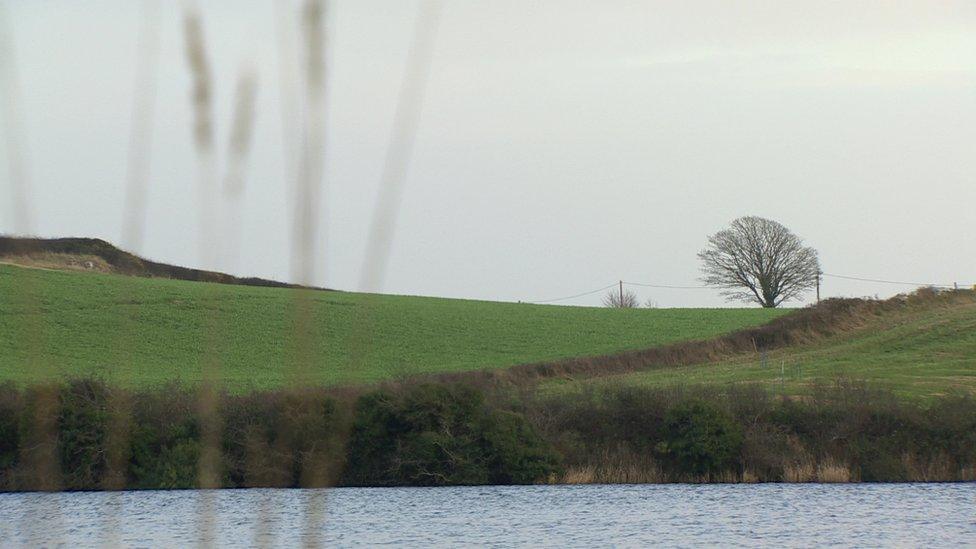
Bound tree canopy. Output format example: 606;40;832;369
698;216;820;308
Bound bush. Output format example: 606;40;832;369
57;379;111;489
655;401;743;477
923;396;976;471
739;423;793;480
128;387;201;489
0;384;21;480
222;391;344;488
481;409;562;484
343;384;560;486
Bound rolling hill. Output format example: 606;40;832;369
548;289;976;399
0;248;786;389
6;238;971;399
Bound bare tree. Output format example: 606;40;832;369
603;288;639;308
698;216;820;308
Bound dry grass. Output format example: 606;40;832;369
707;470;744;483
783;461;816;483
561;463;664;485
559;450;762;485
560;466;597;484
816;460;852;483
560;450;664;484
562;464;765;485
0;252;112;273
0;236;314;289
900;453;954;482
784;458;851;483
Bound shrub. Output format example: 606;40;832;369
655;400;743;477
923;396;976;472
131;437;201;489
57;379;111;489
221;393;287;487
128;387;201;489
343;384;560;486
0;384;21;481
481;409;561;484
739;423;793;480
222;391;345;488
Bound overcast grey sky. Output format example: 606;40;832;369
2;0;974;307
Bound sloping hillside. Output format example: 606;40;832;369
550;289;976;399
0;262;786;389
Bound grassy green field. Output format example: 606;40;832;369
0;264;787;389
549;294;976;399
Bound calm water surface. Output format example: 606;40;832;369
1;483;974;547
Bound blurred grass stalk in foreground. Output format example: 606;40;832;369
2;0;440;543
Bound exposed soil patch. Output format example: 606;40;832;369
0;236;327;291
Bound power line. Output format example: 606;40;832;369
529;271;973;306
623;281;709;290
821;272;960;288
529;280;708;305
529;282;619;304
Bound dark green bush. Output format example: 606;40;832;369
222;391;344;487
131;437;200;489
57;379;111;489
845;407;912;482
128;387;201;489
739;423;792;480
655;400;743;477
923;396;976;471
850;440;907;482
343;384;560;486
481;409;562;484
0;384;21;480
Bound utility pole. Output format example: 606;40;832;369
816;270;822;304
619;280;624;307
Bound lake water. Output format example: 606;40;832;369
1;483;974;547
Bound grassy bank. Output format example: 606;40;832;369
0;263;785;389
545;289;976;400
1;379;973;491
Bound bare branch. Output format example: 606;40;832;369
603;289;639;308
698;216;820;308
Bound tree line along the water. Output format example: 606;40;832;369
1;378;973;491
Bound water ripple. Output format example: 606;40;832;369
1;483;974;547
